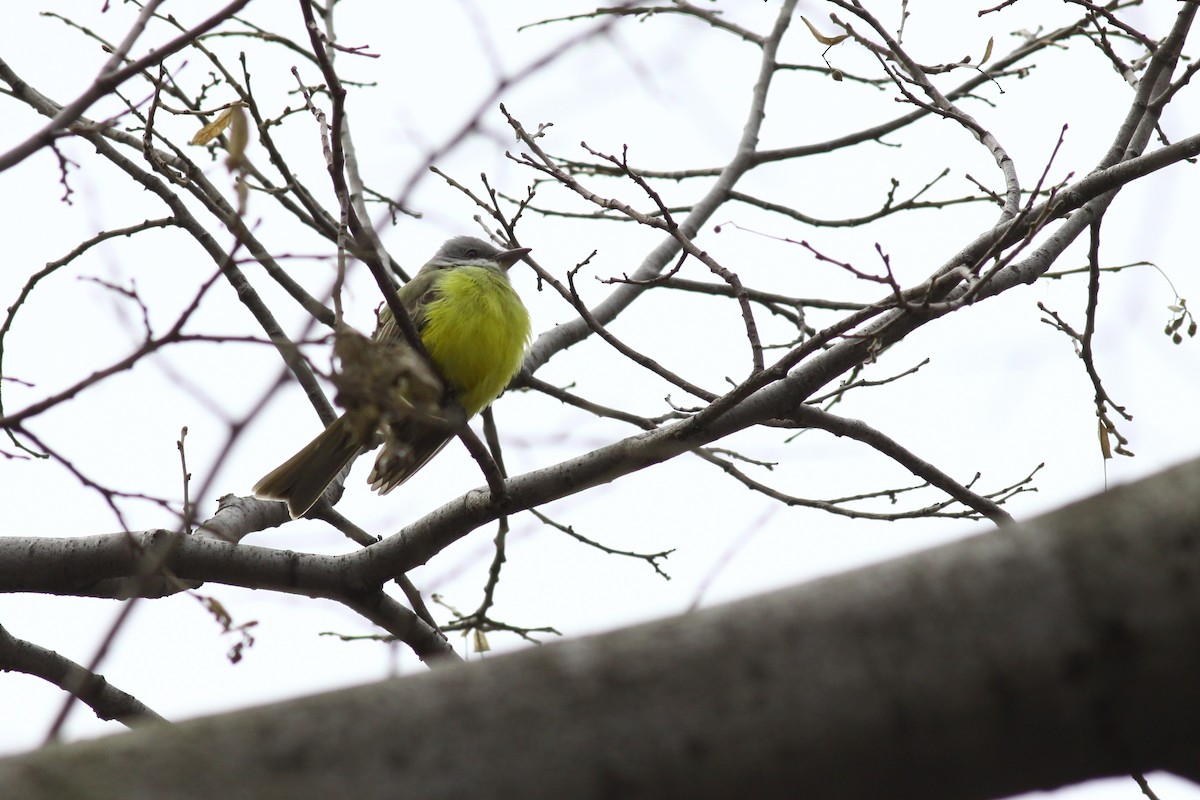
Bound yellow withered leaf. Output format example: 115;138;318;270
189;102;246;147
981;36;994;66
1098;419;1112;460
801;16;849;46
225;104;249;170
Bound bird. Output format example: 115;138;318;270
253;235;532;518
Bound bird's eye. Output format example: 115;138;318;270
464;248;479;258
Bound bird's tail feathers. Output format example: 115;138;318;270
367;421;453;496
252;416;361;518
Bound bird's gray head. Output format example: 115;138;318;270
428;236;531;271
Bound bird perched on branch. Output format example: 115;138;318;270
253;236;532;518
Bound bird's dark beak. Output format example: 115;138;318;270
494;246;531;270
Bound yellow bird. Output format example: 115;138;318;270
253;236;532;518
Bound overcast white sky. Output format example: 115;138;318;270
1;2;1197;796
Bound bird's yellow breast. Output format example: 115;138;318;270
420;266;531;416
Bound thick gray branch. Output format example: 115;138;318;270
4;455;1200;799
0;532;456;663
0;624;164;729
